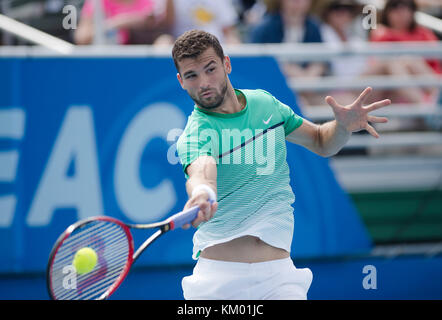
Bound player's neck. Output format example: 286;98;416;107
207;86;245;115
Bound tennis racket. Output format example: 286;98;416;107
46;203;206;300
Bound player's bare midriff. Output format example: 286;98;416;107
199;235;290;263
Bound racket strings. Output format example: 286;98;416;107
50;220;131;300
52;242;128;300
57;257;128;300
53;222;123;262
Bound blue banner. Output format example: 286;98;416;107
0;55;372;274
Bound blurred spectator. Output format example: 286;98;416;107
74;0;175;45
369;0;441;104
415;0;442;20
250;0;325;76
250;0;326;105
235;0;267;40
171;0;241;44
320;0;366;78
250;0;322;44
233;0;261;23
319;0;369;105
240;0;267;27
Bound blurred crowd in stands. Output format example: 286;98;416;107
1;0;441;106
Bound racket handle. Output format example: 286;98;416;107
168;200;214;230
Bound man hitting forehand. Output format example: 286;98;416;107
173;30;390;299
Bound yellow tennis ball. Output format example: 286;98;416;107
73;247;97;275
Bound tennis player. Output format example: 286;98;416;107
173;30;390;300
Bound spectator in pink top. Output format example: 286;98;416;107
75;0;174;45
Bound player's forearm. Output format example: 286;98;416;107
186;176;217;198
317;120;351;157
182;156;218;228
185;156;218;198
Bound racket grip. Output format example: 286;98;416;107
169;200;214;230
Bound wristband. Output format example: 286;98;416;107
192;184;216;202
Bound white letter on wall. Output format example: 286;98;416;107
27;106;103;226
114;103;185;222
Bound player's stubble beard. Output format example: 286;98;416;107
190;76;228;111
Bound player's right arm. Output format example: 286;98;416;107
182;155;218;228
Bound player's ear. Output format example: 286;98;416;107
224;56;232;74
177;72;185;89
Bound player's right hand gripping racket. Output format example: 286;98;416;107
47;204;207;300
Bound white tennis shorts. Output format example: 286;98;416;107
182;257;313;300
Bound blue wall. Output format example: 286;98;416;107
2;254;441;299
0;55;377;298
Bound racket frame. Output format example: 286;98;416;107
47;204;201;300
46;216;135;300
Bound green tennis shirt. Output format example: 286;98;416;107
177;89;304;259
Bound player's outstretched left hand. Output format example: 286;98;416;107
325;87;391;138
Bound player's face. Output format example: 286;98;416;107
177;47;230;110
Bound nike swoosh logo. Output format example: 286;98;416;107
263;115;273;125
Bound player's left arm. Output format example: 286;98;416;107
286;87;391;157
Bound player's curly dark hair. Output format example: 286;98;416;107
172;30;225;73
